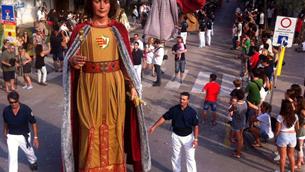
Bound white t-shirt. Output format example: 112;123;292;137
146;44;155;59
259;13;265;25
276;114;298;132
237;23;242;36
302;41;305;51
37;10;46;21
267;8;274;18
257;113;274;138
153;46;164;65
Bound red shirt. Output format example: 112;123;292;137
202;81;221;102
296;18;303;33
249;52;260;69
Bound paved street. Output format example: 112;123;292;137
0;1;304;172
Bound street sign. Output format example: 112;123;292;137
272;16;297;48
1;5;16;24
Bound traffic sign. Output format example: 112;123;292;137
272;16;297;48
1;5;16;24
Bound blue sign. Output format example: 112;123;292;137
277;35;288;46
1;5;15;22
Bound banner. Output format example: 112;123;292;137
3;24;17;44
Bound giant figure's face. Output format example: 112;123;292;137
92;0;111;19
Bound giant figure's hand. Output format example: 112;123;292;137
69;51;87;69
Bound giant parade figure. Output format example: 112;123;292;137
62;0;150;171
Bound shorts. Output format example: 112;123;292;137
3;71;15;81
260;129;269;140
146;54;153;64
203;101;217;112
276;132;297;148
297;127;305;139
175;60;186;73
22;63;32;74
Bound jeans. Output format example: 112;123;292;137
154;64;161;84
175;60;186;73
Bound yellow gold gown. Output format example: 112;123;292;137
77;27;126;172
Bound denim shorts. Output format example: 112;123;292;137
175;60;186;73
260;129;269;140
276;132;297;148
203;101;217;112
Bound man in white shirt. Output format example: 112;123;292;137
152;39;164;86
133;33;144;50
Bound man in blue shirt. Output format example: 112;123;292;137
3;91;39;171
149;92;199;172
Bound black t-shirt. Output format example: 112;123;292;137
35;54;46;69
206;19;212;30
181;21;188;32
3;104;36;135
197;11;205;21
199;19;207;31
132;49;143;65
50;31;64;56
172;44;187;61
163;105;199;136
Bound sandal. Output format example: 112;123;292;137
232;153;241;159
252;143;263;147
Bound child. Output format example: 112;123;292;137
176;41;185;60
249;102;274;147
227;79;242;143
202;73;221;126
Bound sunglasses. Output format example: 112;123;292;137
9;100;18;104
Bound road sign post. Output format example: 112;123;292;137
269;16;297;105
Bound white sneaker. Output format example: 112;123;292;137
273;154;280;161
27;86;33;90
22;85;28;89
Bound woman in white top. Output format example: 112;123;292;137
275;99;299;172
144;37;155;76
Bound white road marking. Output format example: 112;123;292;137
191;71;211;94
164;70;189;90
220;73;237;96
